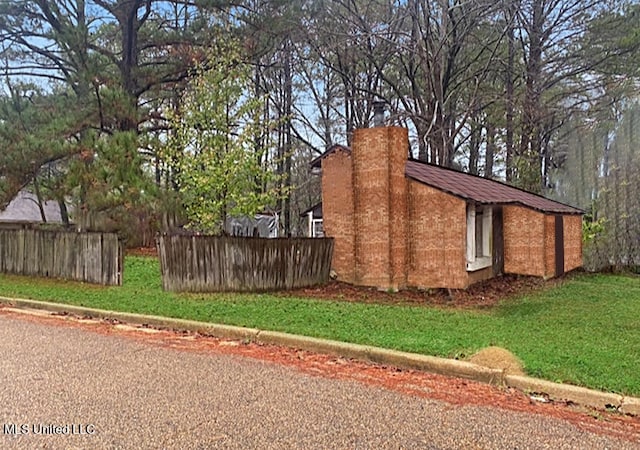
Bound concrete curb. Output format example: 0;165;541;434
505;375;623;411
1;296;637;416
0;296;260;342
255;330;505;385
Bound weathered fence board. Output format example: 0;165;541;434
0;229;123;285
157;234;334;292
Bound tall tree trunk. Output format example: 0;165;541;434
517;0;544;192
283;38;293;236
108;0;145;133
58;199;70;226
485;123;496;178
469;117;480;175
504;2;516;182
32;178;47;223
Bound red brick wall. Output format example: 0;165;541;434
544;214;556;278
503;207;583;278
321;150;355;283
503;206;546;277
387;128;409;289
563;215;583;272
407;181;468;289
351;127;408;289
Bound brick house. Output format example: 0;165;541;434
311;126;583;290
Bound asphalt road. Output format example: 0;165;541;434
0;314;637;450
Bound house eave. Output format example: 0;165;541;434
309;144;351;170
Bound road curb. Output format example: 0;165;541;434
505;375;624;411
256;330;505;385
0;296;260;341
621;397;640;416
0;296;637;417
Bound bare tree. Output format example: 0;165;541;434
512;0;623;192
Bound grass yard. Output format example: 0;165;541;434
0;256;638;396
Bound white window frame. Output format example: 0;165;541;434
308;211;324;237
307;211;314;237
466;204;492;271
311;219;324;238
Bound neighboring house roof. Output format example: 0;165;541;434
0;190;67;223
300;203;323;219
310;145;583;215
405;159;583;215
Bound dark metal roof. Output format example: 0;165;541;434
310;144;583;215
405;160;583;215
300;202;322;218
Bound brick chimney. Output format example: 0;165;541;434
352;127;408;290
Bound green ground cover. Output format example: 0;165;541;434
0;256;638;396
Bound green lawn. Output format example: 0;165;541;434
0;256;639;396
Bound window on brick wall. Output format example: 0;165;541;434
466;204;492;271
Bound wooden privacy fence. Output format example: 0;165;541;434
157;234;334;292
0;229;123;285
